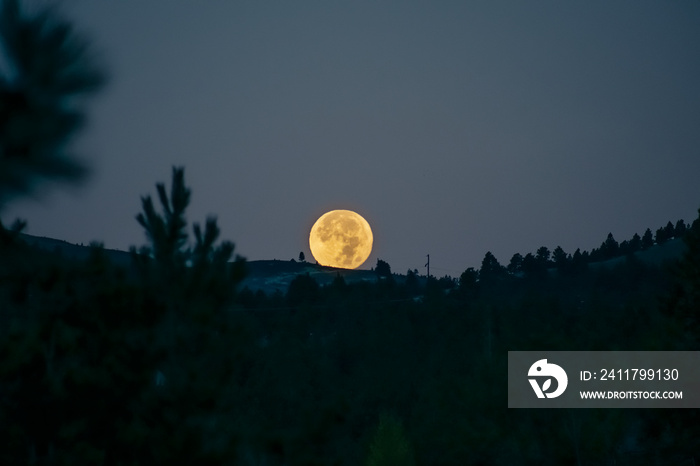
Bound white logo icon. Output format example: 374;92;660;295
528;359;568;398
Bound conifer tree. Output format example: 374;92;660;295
655;226;668;245
376;259;392;279
129;167;247;463
675;219;687;237
641;228;654;250
0;0;106;208
404;268;420;295
571;248;587;274
132;166;245;306
507;253;523;274
479;251;505;283
536;246;551;265
522;252;546;279
552;246;569;272
619;240;630;256
601;232;619;259
663;220;675;240
629;233;642;253
459;267;478;295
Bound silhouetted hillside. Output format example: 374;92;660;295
590;237;686;269
16;231;687;294
241;260;381;294
16;233;388;294
18;233;132;267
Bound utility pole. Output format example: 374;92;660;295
425;254;430;279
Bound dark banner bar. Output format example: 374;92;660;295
508;351;700;408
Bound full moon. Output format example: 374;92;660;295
309;210;373;269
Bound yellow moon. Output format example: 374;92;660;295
309;210;373;269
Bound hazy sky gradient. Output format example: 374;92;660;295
5;0;700;276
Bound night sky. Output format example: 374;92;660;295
5;0;700;276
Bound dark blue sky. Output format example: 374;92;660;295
6;0;700;275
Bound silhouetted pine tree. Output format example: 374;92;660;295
601;232;619;259
403;269;420;295
619;240;631;256
507;253;523;275
664;220;675;240
131;166;245;306
128;167;247;463
629;233;642;253
536;246;551;265
675;219;687;237
571;248;588;274
479;251;506;285
0;0;106;208
522;252;546;280
375;259;392;280
459;267;478;296
641;228;654;249
552;246;569;273
655;224;671;245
